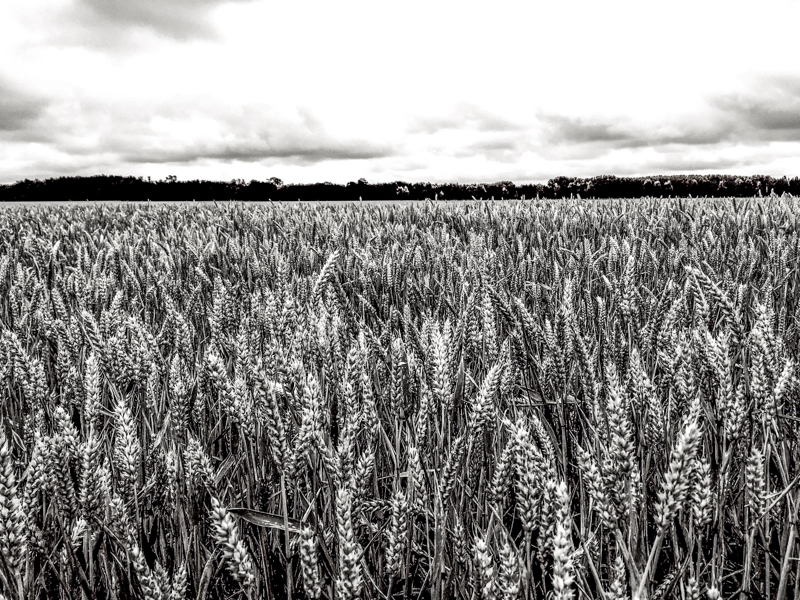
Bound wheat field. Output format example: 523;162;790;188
0;197;798;600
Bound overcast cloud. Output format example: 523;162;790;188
2;0;800;184
72;0;255;40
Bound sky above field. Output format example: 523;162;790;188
2;0;800;185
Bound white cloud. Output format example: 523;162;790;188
2;0;800;184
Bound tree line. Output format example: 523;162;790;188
1;174;799;201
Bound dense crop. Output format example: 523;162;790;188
0;198;799;600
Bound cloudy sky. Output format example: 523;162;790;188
2;0;800;184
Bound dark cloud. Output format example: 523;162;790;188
72;0;253;40
470;137;522;153
451;136;525;164
56;103;397;166
535;75;800;151
122;140;393;165
648;156;743;173
606;155;744;177
409;106;534;164
409;104;521;135
0;94;396;183
0;78;48;135
539;115;631;144
655;125;736;146
538;112;734;148
712;75;800;139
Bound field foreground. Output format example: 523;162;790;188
0;198;799;600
